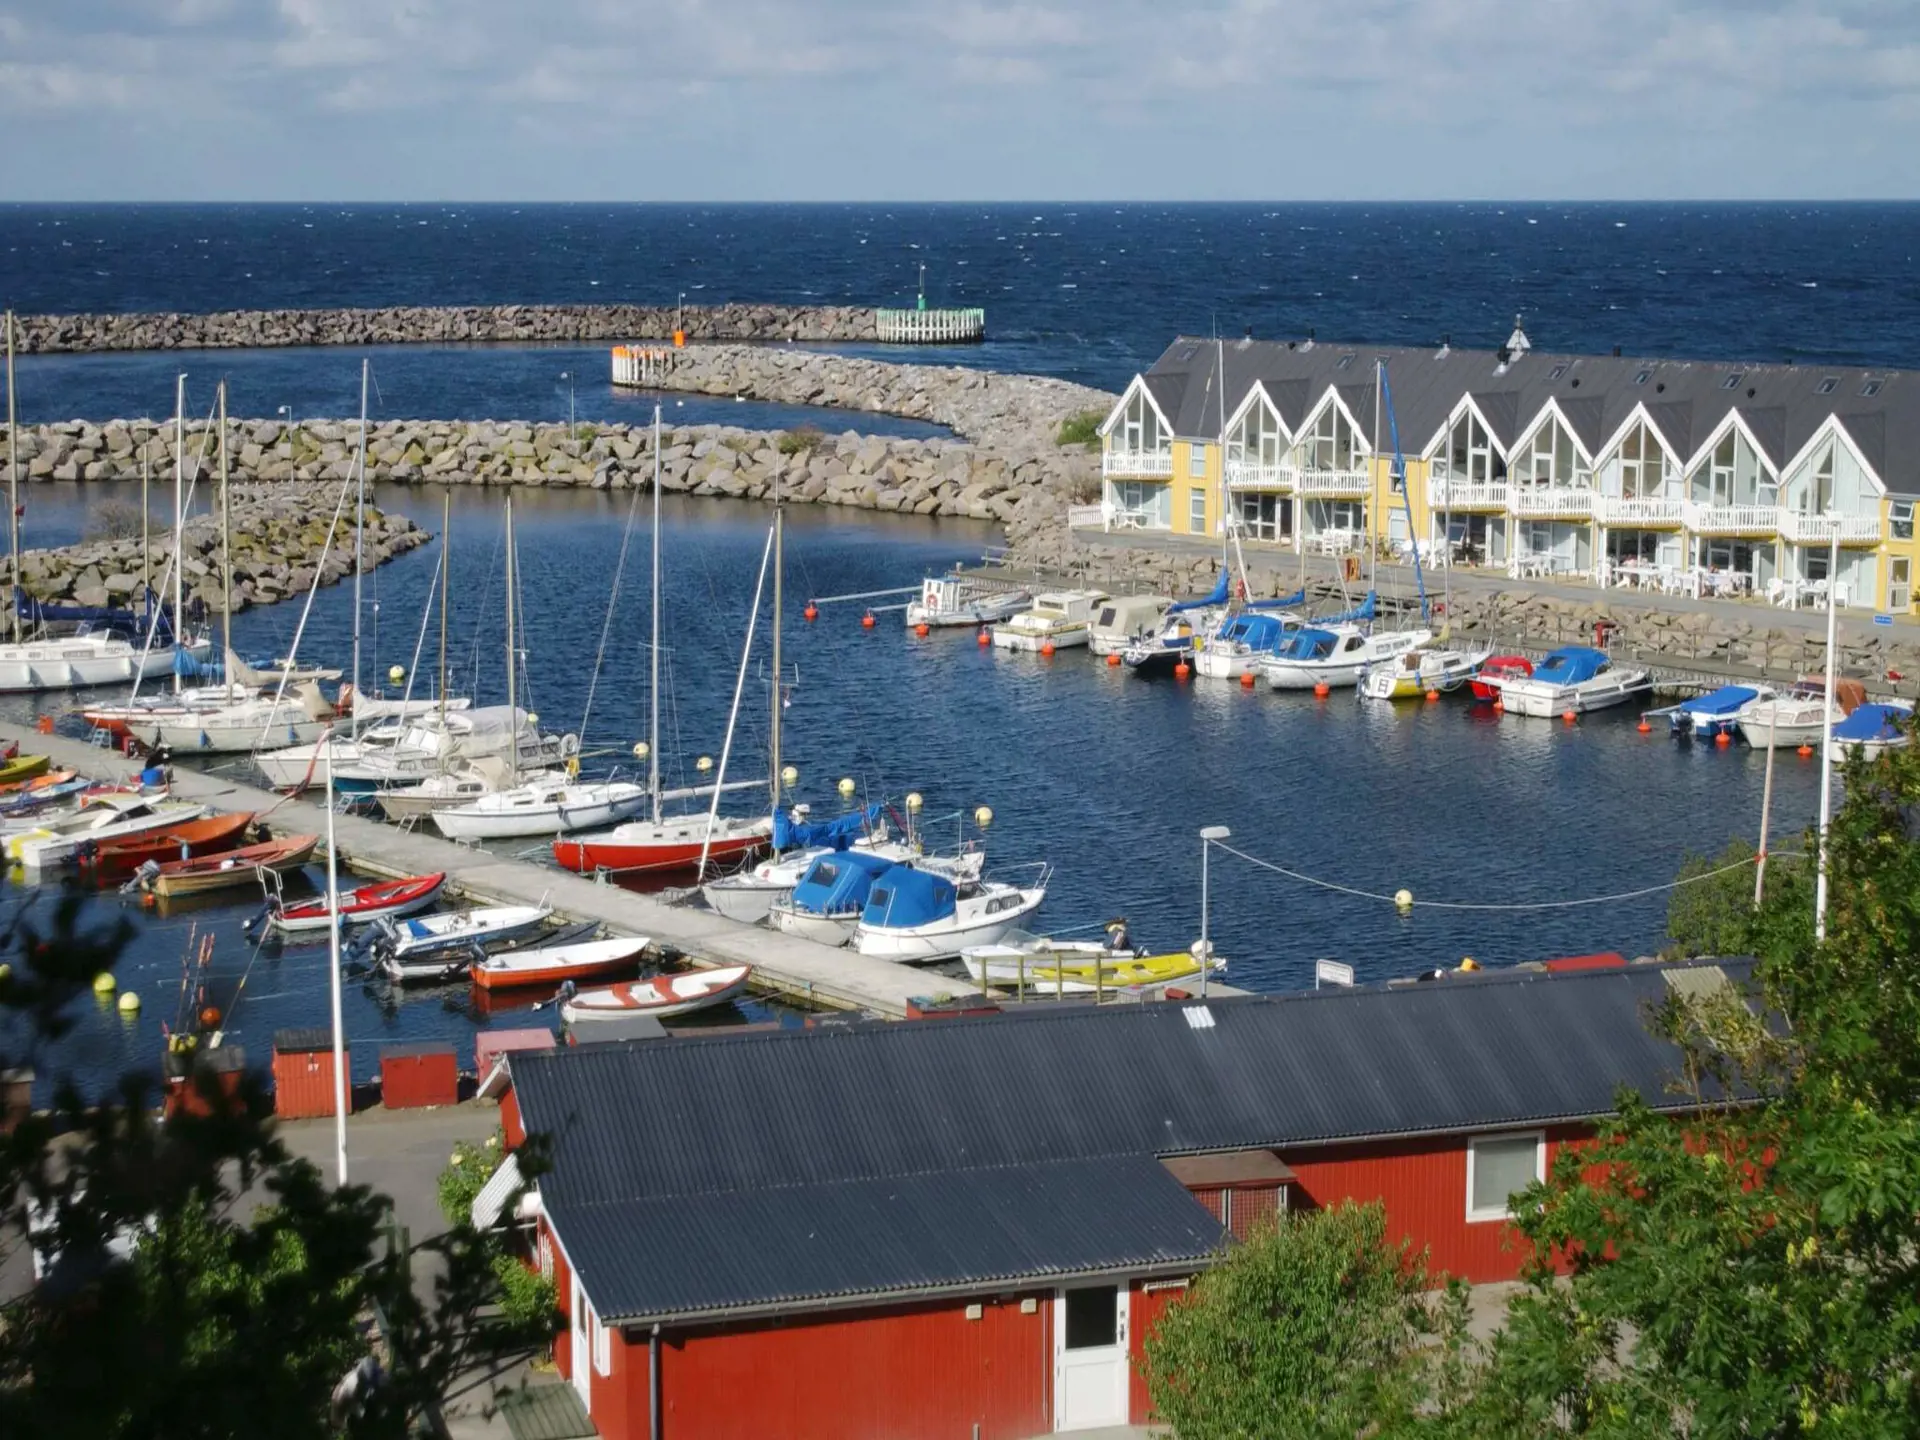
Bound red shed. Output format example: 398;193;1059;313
500;958;1750;1439
271;1027;346;1120
380;1041;459;1110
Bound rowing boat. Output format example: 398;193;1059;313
142;834;320;897
560;965;753;1022
470;936;650;991
959;941;1225;993
258;872;447;935
0;754;51;787
83;811;254;871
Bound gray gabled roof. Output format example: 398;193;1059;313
513;960;1745;1322
1139;332;1919;491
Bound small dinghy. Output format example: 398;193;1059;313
368;902;554;968
560;964;753;1023
960;937;1225;993
0;754;51;787
470;936;650;991
137;834;320;898
255;871;447;935
1657;684;1775;740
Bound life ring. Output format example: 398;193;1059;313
560;733;581;759
1342;556;1360;583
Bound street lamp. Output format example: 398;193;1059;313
676;291;686;335
1198;825;1231;998
560;371;576;458
277;404;294;454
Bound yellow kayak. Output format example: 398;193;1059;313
962;943;1225;993
0;755;52;788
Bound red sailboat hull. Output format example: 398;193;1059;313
550;832;766;876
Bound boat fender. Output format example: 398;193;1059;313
241;902;273;935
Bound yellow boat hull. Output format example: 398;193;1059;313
969;947;1223;992
0;755;52;788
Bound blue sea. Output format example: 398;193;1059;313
0;203;1907;1097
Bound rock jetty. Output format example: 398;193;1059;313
11;305;884;354
0;484;427;614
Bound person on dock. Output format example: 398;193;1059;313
1106;918;1132;955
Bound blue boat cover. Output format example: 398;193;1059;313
1275;629;1339;661
1533;647;1608;685
787;849;898;917
860;865;957;929
15;585;179;642
1680;685;1758;717
1832;703;1914;743
1167;572;1229;615
773;802;882;853
1247;587;1307;611
1316;591;1376;626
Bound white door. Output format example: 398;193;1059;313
570;1274;593;1411
1054;1284;1130;1431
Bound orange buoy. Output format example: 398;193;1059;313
1797;744;1814;758
1562;709;1578;724
199;1005;222;1030
1106;653;1121;667
803;602;819;622
1424;689;1440;703
1714;731;1732;747
1492;699;1504;713
1241;671;1256;689
1637;719;1652;733
1040;641;1056;658
914;623;930;638
35;715;54;735
977;628;990;646
1174;661;1191;681
1313;681;1331;698
861;611;876;629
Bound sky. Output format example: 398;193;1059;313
1;0;1917;201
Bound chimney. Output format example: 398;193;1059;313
1612;345;1621;358
1303;328;1316;351
1435;333;1451;359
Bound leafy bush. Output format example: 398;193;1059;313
84;497;145;542
436;1132;506;1225
776;424;825;456
1056;410;1104;448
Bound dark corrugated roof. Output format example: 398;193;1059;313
549;1155;1222;1325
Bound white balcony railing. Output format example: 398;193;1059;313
1225;458;1291;490
1428;477;1510;510
1102;449;1174;478
1511;486;1595;518
1781;511;1884;545
1685;503;1783;536
1066;504;1107;530
1290;467;1372;498
1594;494;1688;526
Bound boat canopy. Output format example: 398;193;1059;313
1832;703;1914;743
1275;628;1339;661
1216;612;1297;651
774;802;882;853
788;849;898;917
1167;573;1229;615
1534;647;1609;685
1680;685;1759;717
860;866;957;929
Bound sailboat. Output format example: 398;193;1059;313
552;407;772;877
0;334;208;692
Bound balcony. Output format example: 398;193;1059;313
1224;458;1291;490
1428;476;1510;511
1685;503;1783;537
1102;448;1174;478
1781;510;1883;546
1511;486;1594;519
1594;494;1687;527
1289;467;1372;498
1072;501;1170;533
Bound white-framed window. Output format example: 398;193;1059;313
1892;501;1914;541
1189;488;1208;533
1120;389;1164;455
1305;403;1360;473
1188;445;1208;478
538;1227;554;1280
592;1308;611;1376
1466;1131;1546;1223
1521;414;1591;489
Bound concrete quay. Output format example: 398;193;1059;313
1;722;975;1020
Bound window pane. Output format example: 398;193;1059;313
1471;1136;1540;1216
1064;1286;1116;1349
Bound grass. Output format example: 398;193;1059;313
777;424;826;456
1055;410;1104;448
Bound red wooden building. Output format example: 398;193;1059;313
495;956;1743;1439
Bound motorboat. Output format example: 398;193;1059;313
365;902;554;977
430;774;650;841
959;934;1226;993
254;871;447;936
560;965;753;1023
1735;678;1861;750
1263;627;1430;692
7;796;206;869
551;813;772;877
699;803;890;922
767;849;900;945
1497;646;1652;717
1470;654;1533;702
1087;594;1170;658
905;575;1030;629
135;834;320;898
1360;645;1493;701
1659;684;1778;740
126;680;337;755
1829;702;1913;763
470;936;650;991
990;590;1108;652
1121;614;1200;676
1194;611;1304;680
850;864;1050;963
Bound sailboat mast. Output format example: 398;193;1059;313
438;492;449;728
5;312;17;643
141;450;150;606
172;373;186;694
649;406;662;824
350;358;368;725
1369;359;1382;603
218;381;232;694
770;473;783;812
504;494;517;783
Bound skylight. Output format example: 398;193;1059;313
1548;364;1568;381
1722;373;1744;389
1862;379;1884;397
1817;377;1839;395
1337;354;1355;370
1634;369;1652;385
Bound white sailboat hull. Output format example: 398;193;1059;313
430;782;650;841
0;637;208;693
131;712;330;753
852;885;1047;962
991;623;1090;651
1265;658;1367;690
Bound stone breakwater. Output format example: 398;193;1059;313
0;484;427;615
11;305;881;354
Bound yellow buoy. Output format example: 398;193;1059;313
632;741;651;760
837;777;857;798
388;664;405;684
696;755;714;773
780;765;799;787
974;805;994;829
1393;888;1414;911
526;712;539;726
905;791;924;812
0;961;10;983
92;971;117;995
117;991;140;1014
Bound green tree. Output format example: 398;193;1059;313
0;894;555;1437
1142;1202;1467;1439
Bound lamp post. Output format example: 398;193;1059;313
1815;515;1841;941
277;404;294;456
1198;825;1230;998
676;291;686;335
560;372;576;457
